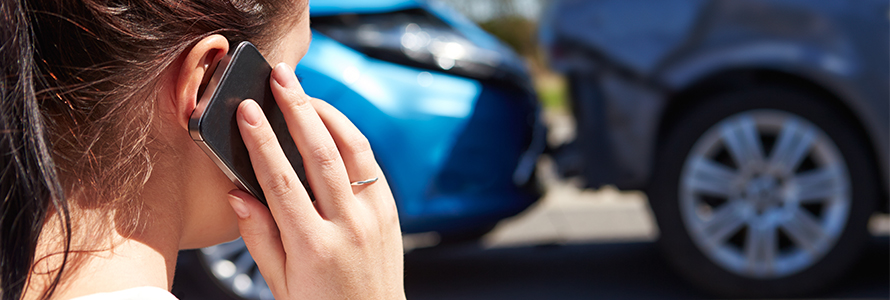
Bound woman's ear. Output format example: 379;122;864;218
173;34;230;130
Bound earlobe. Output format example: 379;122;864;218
174;34;230;130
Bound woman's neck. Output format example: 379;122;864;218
26;201;183;300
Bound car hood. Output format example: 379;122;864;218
309;0;421;17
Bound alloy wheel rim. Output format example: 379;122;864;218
679;109;851;279
200;238;272;300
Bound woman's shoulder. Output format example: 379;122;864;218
68;287;178;300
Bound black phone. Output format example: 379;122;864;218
189;41;312;206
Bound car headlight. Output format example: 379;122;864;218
311;8;504;80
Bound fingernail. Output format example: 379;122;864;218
240;100;262;127
271;63;296;88
228;196;250;219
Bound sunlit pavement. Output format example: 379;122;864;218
482;161;659;248
403;110;890;300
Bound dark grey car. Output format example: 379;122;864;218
540;0;888;297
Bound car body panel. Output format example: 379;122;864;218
540;0;708;76
298;0;544;234
309;0;419;17
312;0;529;82
541;0;889;195
298;32;480;219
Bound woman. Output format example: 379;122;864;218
0;0;405;299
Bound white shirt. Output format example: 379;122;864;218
69;287;178;300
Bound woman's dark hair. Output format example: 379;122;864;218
1;1;68;299
1;0;302;298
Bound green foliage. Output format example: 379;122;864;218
477;15;538;56
535;75;568;111
477;16;568;111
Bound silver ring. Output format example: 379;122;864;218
350;177;379;186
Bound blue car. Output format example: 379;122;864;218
174;1;545;299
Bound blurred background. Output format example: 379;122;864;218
438;0;565;111
174;0;890;299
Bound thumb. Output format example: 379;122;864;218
227;189;287;289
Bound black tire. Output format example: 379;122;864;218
648;86;878;298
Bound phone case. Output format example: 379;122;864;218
189;41;311;205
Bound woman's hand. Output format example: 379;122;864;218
226;63;405;299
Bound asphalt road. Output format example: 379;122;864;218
404;236;889;300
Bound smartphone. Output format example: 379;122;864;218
189;41;312;206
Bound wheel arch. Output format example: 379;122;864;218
654;68;887;207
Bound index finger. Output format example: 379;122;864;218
236;99;320;229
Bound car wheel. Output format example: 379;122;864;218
648;86;878;298
174;239;273;300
